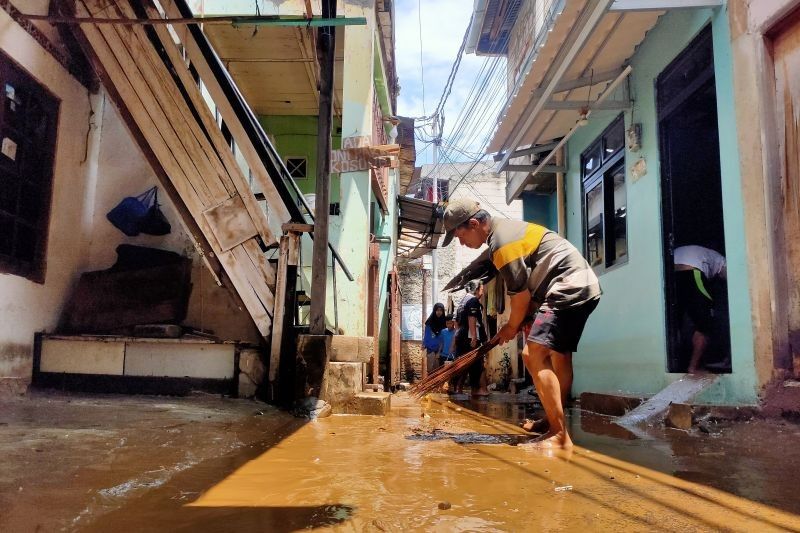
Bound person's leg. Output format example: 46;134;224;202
687;331;709;374
522;341;572;449
551;352;573;405
520;343;549;432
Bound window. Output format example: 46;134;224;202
285;157;307;179
581;115;627;272
0;52;59;283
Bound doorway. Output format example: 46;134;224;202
656;26;732;374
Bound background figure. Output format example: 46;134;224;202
455;280;489;397
423;303;446;375
674;245;727;373
438;314;456;366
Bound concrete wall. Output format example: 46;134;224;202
563;7;758;404
0;8;96;392
726;0;800;389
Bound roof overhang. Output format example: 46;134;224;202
485;1;668;201
396;196;443;259
466;0;523;56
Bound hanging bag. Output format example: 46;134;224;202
139;188;171;236
106;187;157;237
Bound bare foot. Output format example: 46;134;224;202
472;389;490;397
519;418;549;433
521;431;573;450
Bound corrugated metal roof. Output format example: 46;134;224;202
396;196;443;259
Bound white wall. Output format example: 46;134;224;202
0;8;96;388
0;12;260;392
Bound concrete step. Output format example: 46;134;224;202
336;392;391;416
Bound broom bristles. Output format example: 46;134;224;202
409;340;499;397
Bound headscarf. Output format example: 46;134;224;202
425;302;447;335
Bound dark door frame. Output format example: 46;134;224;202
656;25;726;373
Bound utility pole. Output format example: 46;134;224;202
431;115;440;308
309;0;336;335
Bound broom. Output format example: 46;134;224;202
409;339;499;398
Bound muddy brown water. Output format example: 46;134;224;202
2;392;800;531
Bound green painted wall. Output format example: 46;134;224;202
563;6;757;404
258;115;342;202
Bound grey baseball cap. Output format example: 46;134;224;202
441;198;481;246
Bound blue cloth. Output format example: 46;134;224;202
422;325;440;352
439;328;455;359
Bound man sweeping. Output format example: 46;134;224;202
441;199;601;449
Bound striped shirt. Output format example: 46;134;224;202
487;218;601;310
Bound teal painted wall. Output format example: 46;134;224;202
522;191;557;229
564;6;757;404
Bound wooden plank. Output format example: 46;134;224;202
116;0;277;247
159;0;293;224
269;236;289;382
231;243;276;314
309;1;336;335
241;237;277;291
75;1;274;339
78;1;221;204
203;195;259;252
287;231;301;266
282;222;314;233
216;248;272;335
74;3;212;211
64;0;245;318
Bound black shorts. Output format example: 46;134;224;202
675;269;714;333
527;298;599;353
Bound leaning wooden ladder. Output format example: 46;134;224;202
66;0;299;352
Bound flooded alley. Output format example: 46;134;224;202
1;391;799;532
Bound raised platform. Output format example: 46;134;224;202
32;334;260;397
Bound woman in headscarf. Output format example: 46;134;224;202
423;303;446;375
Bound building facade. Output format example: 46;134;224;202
468;0;800;405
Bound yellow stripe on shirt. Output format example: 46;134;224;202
492;223;548;270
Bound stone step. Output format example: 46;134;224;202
338;392;391;416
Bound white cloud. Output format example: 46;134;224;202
394;0;505;164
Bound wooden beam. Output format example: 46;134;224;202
309;0;336;335
543;100;631;111
532;68;627;97
494;141;559;162
506;164;567;173
282;222;315;233
269;236;290;383
610;0;721;11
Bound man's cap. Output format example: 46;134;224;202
441;198;481;246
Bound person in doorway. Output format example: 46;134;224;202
455;280;490;397
438;314;457;366
441;199;601;449
673;245;727;374
423;303;447;375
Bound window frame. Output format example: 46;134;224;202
284;156;308;180
0;51;60;284
580;114;627;273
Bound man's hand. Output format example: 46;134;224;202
491;323;519;345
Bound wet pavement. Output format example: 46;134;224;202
1;391;800;531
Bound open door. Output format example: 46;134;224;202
657;26;731;374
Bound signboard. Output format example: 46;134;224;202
401;303;432;341
330;135;399;174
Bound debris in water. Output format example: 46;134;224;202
554;485;573;492
438;501;452;510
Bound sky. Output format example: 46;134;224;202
393;0;498;165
